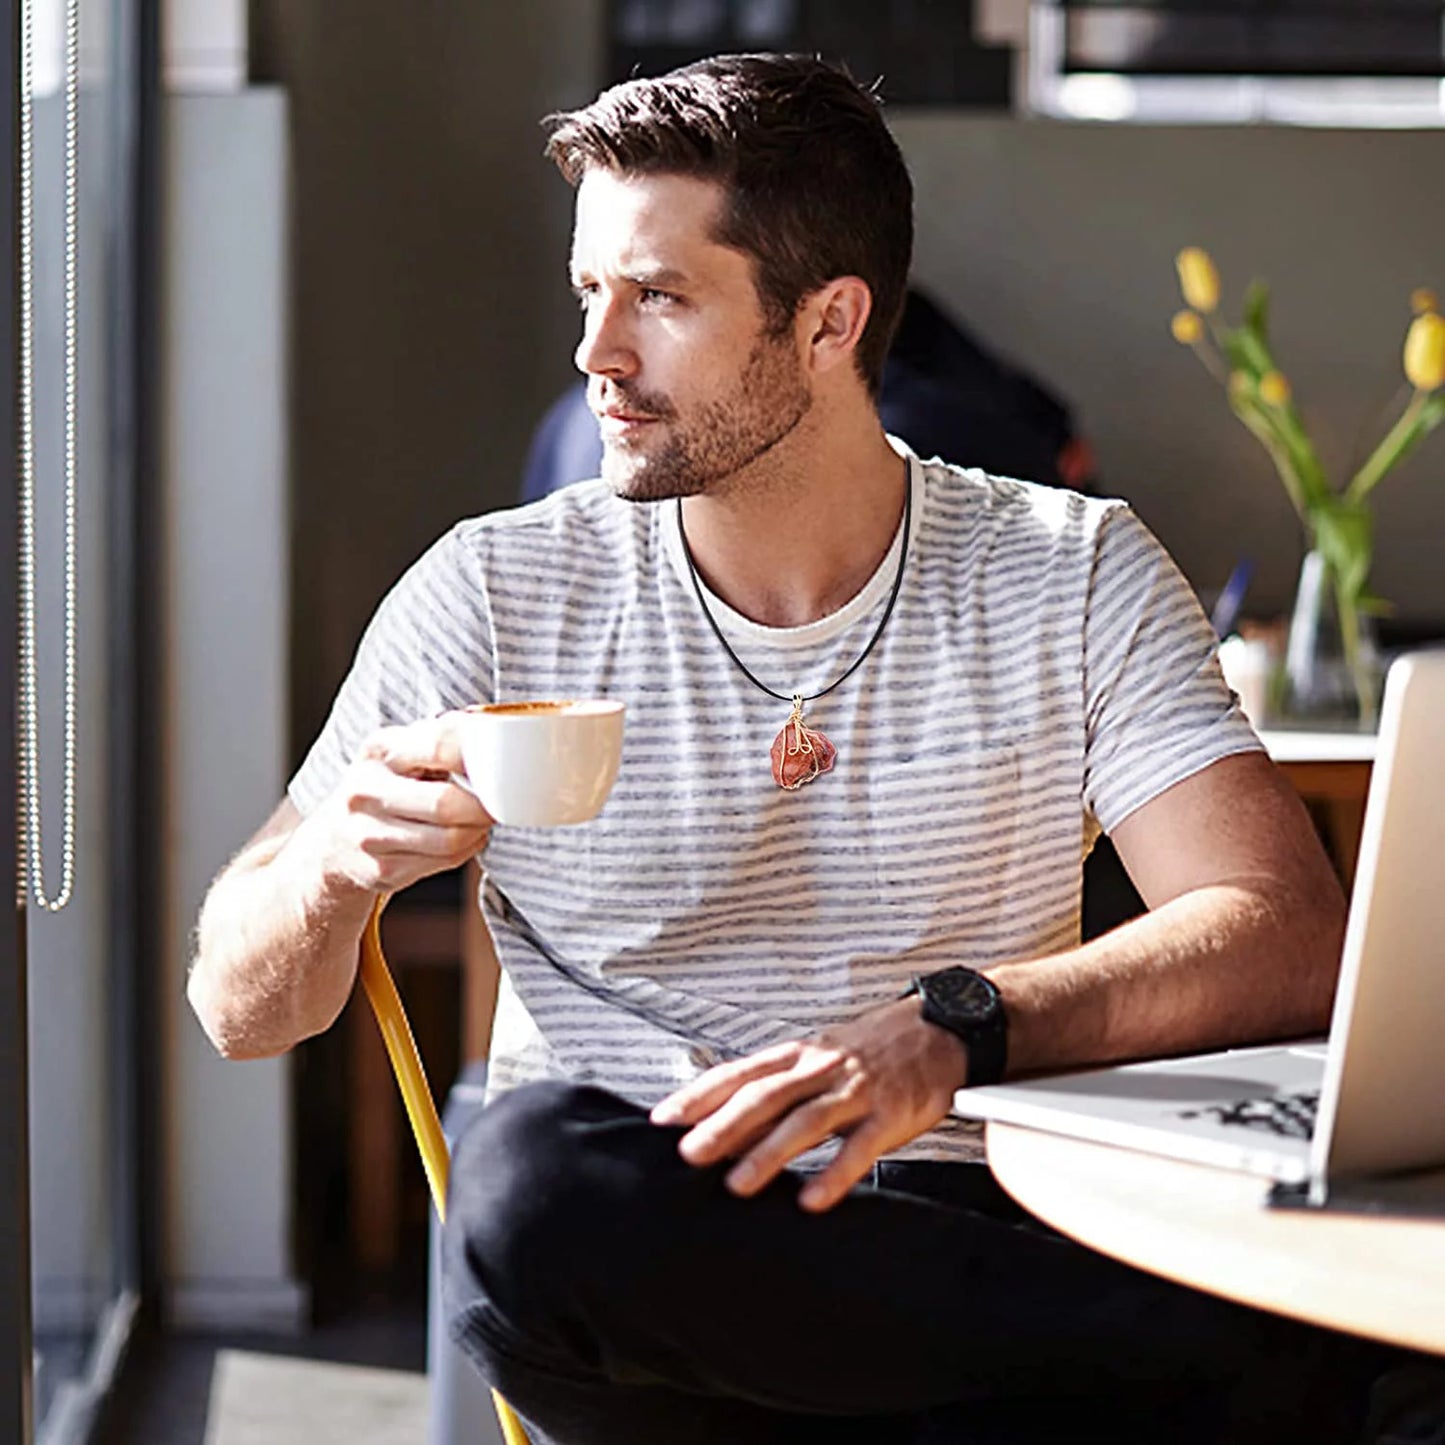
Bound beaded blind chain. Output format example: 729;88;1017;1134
17;0;82;911
676;480;912;791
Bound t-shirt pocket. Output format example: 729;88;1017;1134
865;738;1027;958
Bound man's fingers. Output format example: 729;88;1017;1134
358;715;467;778
796;1122;891;1213
675;1065;829;1165
723;1086;869;1197
353;767;492;829
361;818;488;862
676;1050;854;1169
329;812;489;892
650;1042;806;1126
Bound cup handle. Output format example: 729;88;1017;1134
449;769;478;799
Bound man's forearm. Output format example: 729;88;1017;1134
990;873;1345;1080
189;827;376;1060
189;722;495;1061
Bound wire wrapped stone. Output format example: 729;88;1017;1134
770;694;837;790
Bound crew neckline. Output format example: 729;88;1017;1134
662;440;925;651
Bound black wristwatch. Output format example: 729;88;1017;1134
902;966;1009;1088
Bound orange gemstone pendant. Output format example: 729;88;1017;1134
770;694;837;790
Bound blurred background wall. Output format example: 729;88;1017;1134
897;116;1445;620
250;1;1445;777
250;1;604;756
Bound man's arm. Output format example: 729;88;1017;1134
996;748;1343;1075
188;715;493;1060
652;750;1345;1211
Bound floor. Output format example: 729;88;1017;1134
203;1349;429;1445
34;1330;93;1427
98;1299;429;1445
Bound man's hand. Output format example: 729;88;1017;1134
190;711;496;1061
650;998;968;1213
288;713;495;899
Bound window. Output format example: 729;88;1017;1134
1028;0;1445;124
606;0;1016;106
4;0;156;1435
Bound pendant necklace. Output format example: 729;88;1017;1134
676;480;912;791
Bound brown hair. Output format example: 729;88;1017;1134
543;53;913;396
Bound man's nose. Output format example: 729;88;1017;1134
574;297;638;379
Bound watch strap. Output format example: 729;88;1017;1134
908;967;1008;1088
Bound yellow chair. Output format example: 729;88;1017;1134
359;897;532;1445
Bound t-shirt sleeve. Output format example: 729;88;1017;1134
288;525;497;816
1082;504;1262;835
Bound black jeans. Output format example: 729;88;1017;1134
441;1081;1384;1445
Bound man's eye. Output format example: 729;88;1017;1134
639;288;675;307
571;284;597;310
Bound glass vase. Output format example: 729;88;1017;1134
1276;549;1383;731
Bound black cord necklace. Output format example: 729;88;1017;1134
676;478;912;790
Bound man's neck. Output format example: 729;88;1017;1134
677;406;908;629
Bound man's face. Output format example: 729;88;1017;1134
569;169;811;502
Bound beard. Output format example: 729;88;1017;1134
599;334;812;503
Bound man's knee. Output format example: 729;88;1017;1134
450;1080;617;1209
441;1080;676;1351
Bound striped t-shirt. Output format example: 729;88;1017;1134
290;443;1261;1163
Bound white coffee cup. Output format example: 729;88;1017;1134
455;699;625;826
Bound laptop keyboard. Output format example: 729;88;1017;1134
1177;1089;1320;1140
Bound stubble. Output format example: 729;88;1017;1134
603;334;811;504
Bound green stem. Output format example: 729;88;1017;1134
1267;403;1330;509
1190;337;1230;386
1345;381;1412;480
1230;396;1309;523
1347;390;1426;504
1333;574;1378;730
1229;379;1329;511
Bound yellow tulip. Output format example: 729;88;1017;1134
1170;309;1204;345
1258;370;1292;407
1409;287;1439;317
1404;310;1445;392
1176;247;1220;314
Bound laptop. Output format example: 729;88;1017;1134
952;649;1445;1210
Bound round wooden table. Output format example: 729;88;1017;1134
987;1121;1445;1358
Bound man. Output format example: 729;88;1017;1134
517;288;1095;504
190;54;1376;1445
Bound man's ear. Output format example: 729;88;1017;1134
800;277;873;380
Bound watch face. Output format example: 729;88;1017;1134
929;969;998;1025
918;967;1007;1086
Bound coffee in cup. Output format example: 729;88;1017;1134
455;698;625;826
479;702;577;716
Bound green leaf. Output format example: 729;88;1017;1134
1242;279;1270;343
1311;498;1374;603
1219;325;1274;380
1271;405;1330;507
1231;384;1329;509
1230;394;1308;520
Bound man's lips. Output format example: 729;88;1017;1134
597;409;663;436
